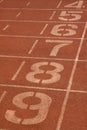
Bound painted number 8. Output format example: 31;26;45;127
26;62;64;84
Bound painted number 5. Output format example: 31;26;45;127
26;62;64;84
59;11;83;21
5;92;52;125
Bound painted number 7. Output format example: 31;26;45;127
46;39;73;56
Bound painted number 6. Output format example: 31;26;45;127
51;24;78;36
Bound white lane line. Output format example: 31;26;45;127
3;25;10;31
26;1;31;7
0;54;87;62
49;0;61;20
70;89;87;93
0;54;75;61
49;11;56;20
28;40;38;54
0;0;4;3
0;8;87;11
0;91;7;103
0;83;87;94
57;0;62;8
0;34;84;39
0;19;86;24
0;83;67;92
46;39;73;44
56;22;87;130
40;24;48;35
16;11;22;18
75;25;87;61
11;61;26;80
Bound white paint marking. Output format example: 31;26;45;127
0;54;86;62
0;54;87;62
40;24;48;35
0;83;67;92
26;1;31;7
16;11;22;18
49;11;56;20
0;0;4;3
0;91;7;103
0;19;86;24
28;40;38;54
56;22;87;130
46;39;73;44
0;7;87;11
11;61;26;80
0;54;75;61
57;0;62;8
3;25;10;31
0;83;87;94
0;34;84;40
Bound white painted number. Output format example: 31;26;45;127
5;92;52;125
51;24;78;36
64;0;84;9
46;40;73;56
26;62;64;84
59;11;83;21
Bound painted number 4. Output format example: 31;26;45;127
64;0;84;9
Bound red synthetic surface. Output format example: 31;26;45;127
0;0;87;130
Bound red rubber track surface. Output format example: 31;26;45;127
0;0;87;130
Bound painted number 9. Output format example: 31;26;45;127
5;92;52;125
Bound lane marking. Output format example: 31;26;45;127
0;83;67;92
49;0;62;21
46;39;73;43
26;1;31;7
0;83;87;94
56;22;87;130
57;0;62;8
0;0;4;3
40;24;48;35
0;34;84;39
28;40;39;54
0;91;7;103
0;19;86;23
3;25;10;31
0;54;87;62
0;8;87;11
11;61;26;80
16;11;22;18
0;54;75;61
49;11;56;20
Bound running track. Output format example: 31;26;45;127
0;0;87;130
